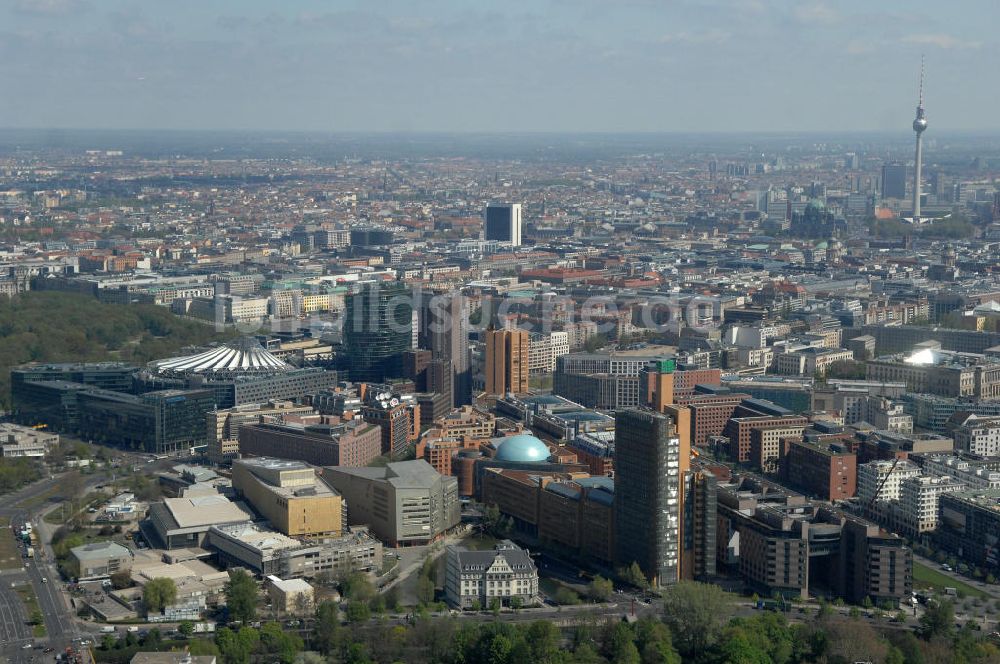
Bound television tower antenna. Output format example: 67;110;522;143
911;55;928;222
918;54;925;107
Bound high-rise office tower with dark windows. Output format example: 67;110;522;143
881;162;907;200
343;281;412;383
484;203;522;246
418;291;471;407
614;408;683;587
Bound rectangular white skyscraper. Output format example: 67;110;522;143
485;203;522;246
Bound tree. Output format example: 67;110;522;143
635;617;681;664
416;573;436;606
260;621;303;664
142;577;177;615
489;596;502;615
312;600;341;654
525;620;562;663
225;568;258;623
187;640;221;657
588;575;614;602
368;593;386;615
714;629;771;664
144;628;162;648
661;581;732;657
293;590;313;617
554;587;581;606
215;626;259;664
510;596;523;612
919;598;955;640
620;562;649;590
822;619;887;664
606;622;641;664
384;586;401;613
482;503;513;538
0;291;234;413
110;570;132;590
178;621;194;637
346;600;371;623
341;571;375;603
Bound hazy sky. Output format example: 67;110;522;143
0;0;996;133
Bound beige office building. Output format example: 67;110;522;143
485;328;529;396
232;457;344;538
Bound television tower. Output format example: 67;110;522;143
912;56;928;221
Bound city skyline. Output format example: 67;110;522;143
1;0;998;133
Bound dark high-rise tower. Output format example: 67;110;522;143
343;281;412;383
614;408;683;587
418;292;471;407
881;162;907;200
484;203;522;246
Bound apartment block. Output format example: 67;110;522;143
782;439;857;502
239;420;382;468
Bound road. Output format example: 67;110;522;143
912;551;1000;599
0;471;113;664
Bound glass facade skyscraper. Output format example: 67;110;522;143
484;203;522;246
344;281;413;383
614;408;681;587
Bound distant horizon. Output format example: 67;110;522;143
4;126;1000;136
1;1;997;135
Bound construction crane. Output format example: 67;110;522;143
867;457;901;510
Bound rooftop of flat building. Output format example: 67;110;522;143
163;494;253;529
71;540;131;561
210;524;302;553
324;459;445;489
943;488;1000;512
236;457;311;472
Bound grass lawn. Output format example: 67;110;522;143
458;534;499;551
912;561;989;599
0;516;23;571
44;491;108;525
14;584;46;637
539;578;582;605
16;484;63;510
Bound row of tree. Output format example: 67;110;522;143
95;580;1000;664
0;291;232;409
867;214;977;240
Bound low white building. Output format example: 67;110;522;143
857;459;922;505
863;397;913;434
898;474;964;537
922;455;1000;490
444;540;538;609
267;576;314;615
953;415;1000;457
0;423;58;457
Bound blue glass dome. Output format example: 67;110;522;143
494;434;551;463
